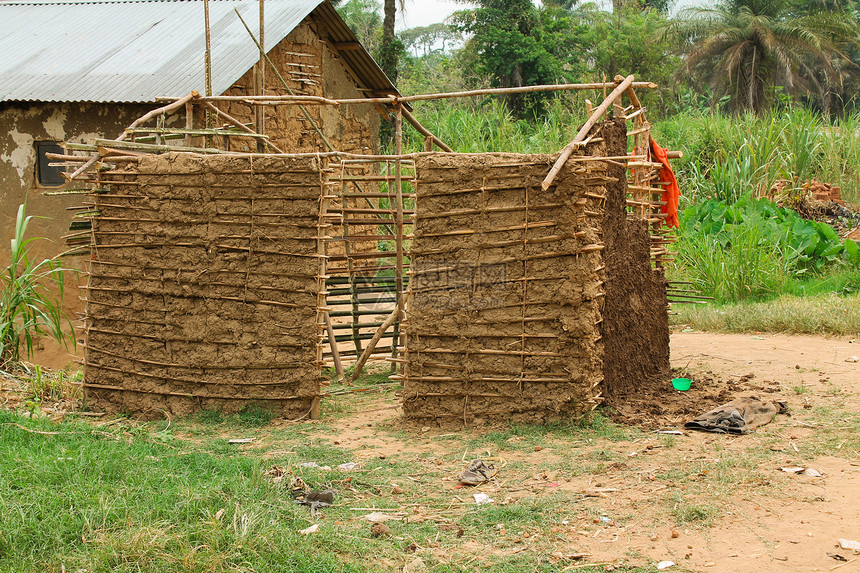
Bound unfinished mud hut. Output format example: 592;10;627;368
1;0;396;318
59;74;686;422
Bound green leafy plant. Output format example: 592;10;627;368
676;196;859;302
0;204;74;367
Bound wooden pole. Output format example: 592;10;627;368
255;0;266;152
391;104;405;369
348;298;404;384
178;81;659;106
325;313;345;382
204;0;213;147
184;100;194;147
541;74;635;191
401;107;453;152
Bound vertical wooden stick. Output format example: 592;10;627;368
256;0;266;152
390;104;405;369
184;101;193;147
204;0;213;147
341;178;362;358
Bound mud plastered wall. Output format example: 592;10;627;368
600;119;670;397
216;19;378;156
402;153;608;424
82;153;324;417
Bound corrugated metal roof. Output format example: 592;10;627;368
0;0;397;103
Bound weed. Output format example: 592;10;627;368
660;435;677;448
197;408;225;424
237;402;275;427
669;494;718;526
461;497;556;529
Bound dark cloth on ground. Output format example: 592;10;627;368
685;396;779;434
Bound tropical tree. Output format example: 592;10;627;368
581;3;680;115
400;23;463;56
670;0;859;114
335;0;383;55
453;0;589;116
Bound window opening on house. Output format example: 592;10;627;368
36;141;65;187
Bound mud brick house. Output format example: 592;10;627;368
0;0;397;290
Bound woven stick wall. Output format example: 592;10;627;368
399;150;610;424
322;158;416;364
80;153;325;418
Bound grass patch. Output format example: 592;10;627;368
0;411;368;573
465;413;635;452
672;291;860;335
237;401;275;427
671;496;719;527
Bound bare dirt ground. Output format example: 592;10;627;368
319;332;860;572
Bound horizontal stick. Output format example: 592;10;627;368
543;75;636;191
401;360;572;378
82;378;317;400
411;348;562;357
85;287;310;308
86;326;315;345
125;127;269;139
327;251;410;262
182;81;658;106
339;192;417;199
412;332;558;340
418;203;564;220
92;138;223;154
85;346;305;373
395;376;580;385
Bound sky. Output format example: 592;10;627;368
394;0;700;31
395;0;468;31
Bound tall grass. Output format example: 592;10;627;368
674;224;797;302
403;96;585;154
0;204;73;367
403;101;860;205
653;108;860;204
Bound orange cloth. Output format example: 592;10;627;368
649;138;680;228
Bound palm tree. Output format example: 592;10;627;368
670;0;858;113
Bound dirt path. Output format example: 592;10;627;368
323;332;860;572
622;332;860;572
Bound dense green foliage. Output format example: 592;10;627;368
1;204;73;367
676;196;860;302
668;0;859;114
335;1;860;311
653;108;860;203
339;0;859;115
